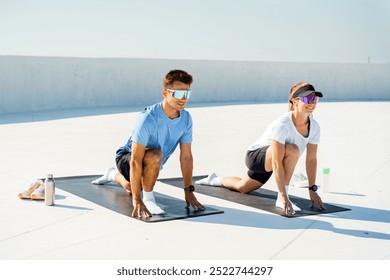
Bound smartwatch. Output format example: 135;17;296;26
309;184;318;192
184;185;195;192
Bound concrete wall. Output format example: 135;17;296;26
1;55;389;114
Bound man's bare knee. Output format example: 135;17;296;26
144;149;163;166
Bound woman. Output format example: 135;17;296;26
196;82;325;215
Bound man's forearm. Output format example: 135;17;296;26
130;160;143;199
180;157;193;187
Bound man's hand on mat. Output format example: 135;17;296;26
184;192;205;211
309;192;326;211
132;198;152;218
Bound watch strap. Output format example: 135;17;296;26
184;185;195;192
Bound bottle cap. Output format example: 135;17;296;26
322;168;330;174
47;174;54;178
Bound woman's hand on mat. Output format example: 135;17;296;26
309;191;326;210
281;195;296;215
185;192;205;211
132;198;152;218
285;203;296;216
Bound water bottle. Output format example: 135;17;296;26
45;174;55;206
322;168;330;193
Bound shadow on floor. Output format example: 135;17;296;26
186;204;390;240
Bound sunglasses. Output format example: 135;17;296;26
164;89;191;99
299;95;319;104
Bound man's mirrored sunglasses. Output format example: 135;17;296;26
165;88;191;99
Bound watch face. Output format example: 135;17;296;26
310;185;318;191
189;185;195;191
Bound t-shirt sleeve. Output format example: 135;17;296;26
131;112;156;146
179;113;193;144
270;123;288;145
309;122;321;144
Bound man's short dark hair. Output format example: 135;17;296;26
163;70;193;87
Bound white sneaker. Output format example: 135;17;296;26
31;181;45;200
275;186;301;211
143;200;165;215
18;180;42;199
275;195;301;212
289;172;308;187
195;173;218;185
92;167;116;185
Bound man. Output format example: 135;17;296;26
93;70;204;218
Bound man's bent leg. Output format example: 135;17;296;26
114;152;133;195
114;172;132;195
141;149;165;215
141;149;163;191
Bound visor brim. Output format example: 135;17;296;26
295;90;323;98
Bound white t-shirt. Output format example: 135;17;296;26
247;111;320;156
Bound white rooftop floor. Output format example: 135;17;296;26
1;102;389;263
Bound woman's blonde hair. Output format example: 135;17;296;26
288;82;311;111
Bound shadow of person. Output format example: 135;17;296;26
186;205;390;240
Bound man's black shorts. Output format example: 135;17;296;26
116;150;131;181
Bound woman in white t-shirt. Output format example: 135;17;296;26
196;82;325;215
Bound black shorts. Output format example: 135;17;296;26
115;150;131;181
245;146;273;184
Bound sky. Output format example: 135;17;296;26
1;0;389;63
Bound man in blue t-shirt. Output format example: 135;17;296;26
92;70;204;218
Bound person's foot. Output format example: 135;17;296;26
30;181;45;200
275;186;301;211
92;167;116;185
143;200;165;215
289;172;308;187
142;190;165;215
18;180;43;199
195;173;219;186
275;194;301;211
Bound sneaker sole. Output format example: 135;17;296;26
18;194;32;199
17;180;43;199
30;194;44;200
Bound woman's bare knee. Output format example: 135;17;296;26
235;177;262;193
285;144;299;158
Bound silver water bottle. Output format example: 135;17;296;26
45;174;55;206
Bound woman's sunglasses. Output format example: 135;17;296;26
299;95;319;104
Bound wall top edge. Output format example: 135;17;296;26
1;55;388;66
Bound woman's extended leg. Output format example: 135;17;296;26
220;175;263;193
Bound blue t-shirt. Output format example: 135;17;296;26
116;102;193;168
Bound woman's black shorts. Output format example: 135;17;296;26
245;146;273;184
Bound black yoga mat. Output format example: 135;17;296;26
55;175;223;223
159;176;350;218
